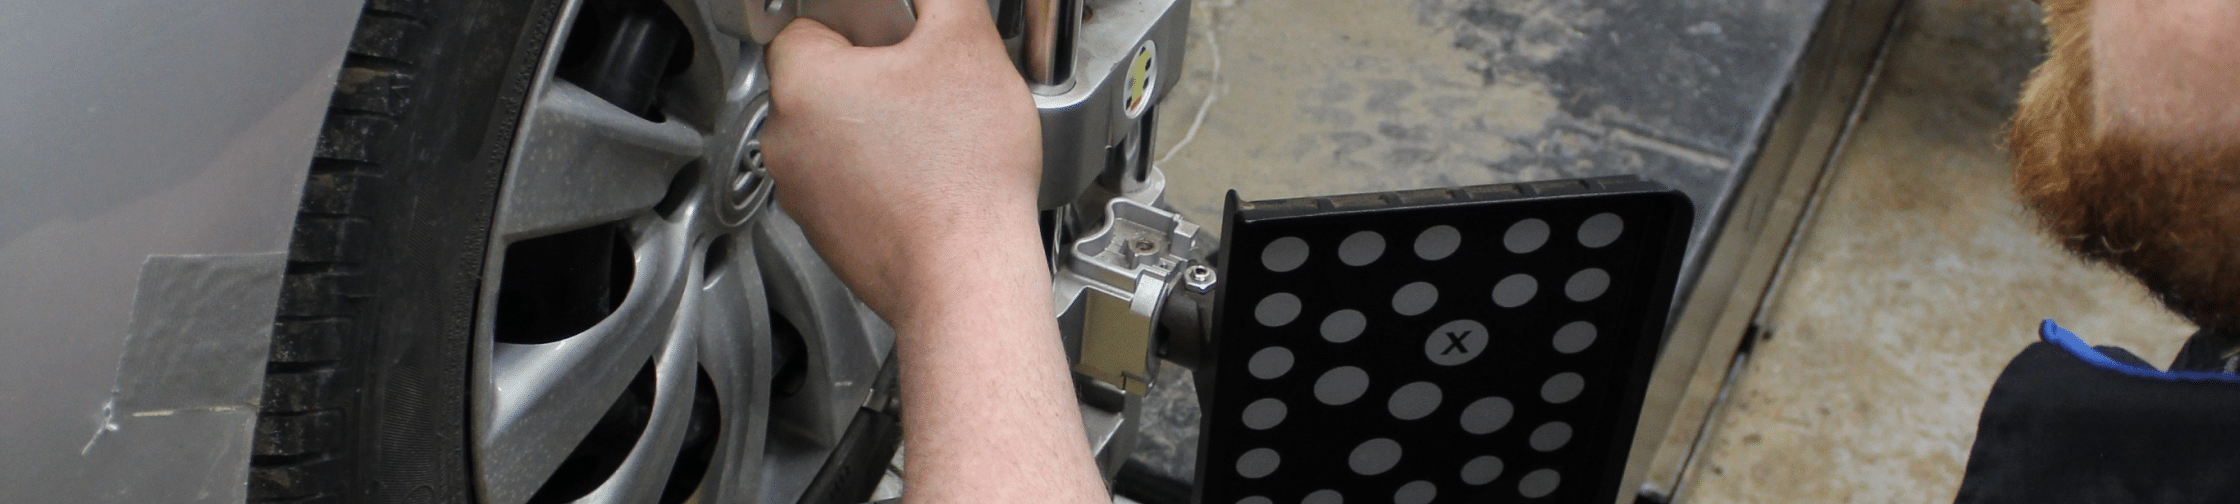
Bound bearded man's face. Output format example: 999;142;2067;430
2010;0;2240;332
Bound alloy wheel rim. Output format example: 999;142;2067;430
467;1;891;503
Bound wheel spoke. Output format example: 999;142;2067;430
495;79;707;241
754;208;896;445
479;221;688;504
688;233;774;503
747;208;898;504
574;306;701;504
645;0;744;128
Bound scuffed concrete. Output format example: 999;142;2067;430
1677;0;2196;502
1129;361;1203;484
1150;0;1823;259
1151;0;1558;222
1131;0;1830;490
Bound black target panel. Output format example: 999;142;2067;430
1196;177;1692;504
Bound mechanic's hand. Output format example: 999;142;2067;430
761;0;1044;326
763;9;1107;504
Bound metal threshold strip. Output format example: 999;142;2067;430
1622;0;1914;502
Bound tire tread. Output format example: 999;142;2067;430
250;1;430;501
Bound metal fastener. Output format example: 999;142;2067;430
1131;238;1160;254
1183;264;1217;293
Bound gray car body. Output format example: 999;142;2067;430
0;0;365;501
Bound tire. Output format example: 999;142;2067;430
248;0;899;502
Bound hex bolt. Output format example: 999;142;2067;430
1184;265;1217;294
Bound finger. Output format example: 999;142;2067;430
767;17;855;77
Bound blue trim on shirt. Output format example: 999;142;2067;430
2039;319;2240;383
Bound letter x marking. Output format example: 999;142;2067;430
1442;331;1472;355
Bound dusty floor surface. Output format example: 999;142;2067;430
1110;0;2197;501
1149;0;1559;222
1129;0;1824;493
1136;0;2203;501
1672;0;2196;502
1128;0;1818;485
1146;0;1817;248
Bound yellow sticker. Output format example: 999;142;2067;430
1125;42;1156;117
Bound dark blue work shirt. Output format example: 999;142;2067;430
1955;321;2240;503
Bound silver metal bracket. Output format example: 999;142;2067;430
1031;0;1191;209
1055;167;1207;396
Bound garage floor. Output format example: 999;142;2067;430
1669;0;2194;502
1132;0;2201;502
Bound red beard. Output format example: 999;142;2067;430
2011;0;2240;332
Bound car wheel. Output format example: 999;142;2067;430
248;0;897;502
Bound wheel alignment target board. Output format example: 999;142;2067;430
1197;176;1692;504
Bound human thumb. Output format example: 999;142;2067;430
767;17;854;78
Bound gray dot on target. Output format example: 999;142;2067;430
1518;469;1560;498
1262;237;1309;272
1542;372;1584;404
1579;213;1624;248
1257;293;1302;327
1236;448;1280;478
1392;282;1438;316
1338;231;1385;266
1461;455;1504;485
1460;397;1514;434
1504;218;1550;253
1394;481;1437;504
1565;268;1609;302
1492;274;1537;308
1247;347;1294;380
1530;421;1573;452
1347;438;1402;475
1321;309;1366;343
1314;366;1371;405
1387;381;1443;420
1236;497;1272;504
1553;321;1596;354
1301;490;1342;504
1423;319;1489;366
1414;225;1461;261
1242;398;1286;430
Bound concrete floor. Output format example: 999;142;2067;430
1132;0;1587;484
1138;0;2203;502
1130;0;1784;488
1151;0;1565;224
1664;0;2195;502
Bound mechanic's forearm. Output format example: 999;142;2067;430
890;212;1108;504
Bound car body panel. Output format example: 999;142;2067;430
0;0;365;500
